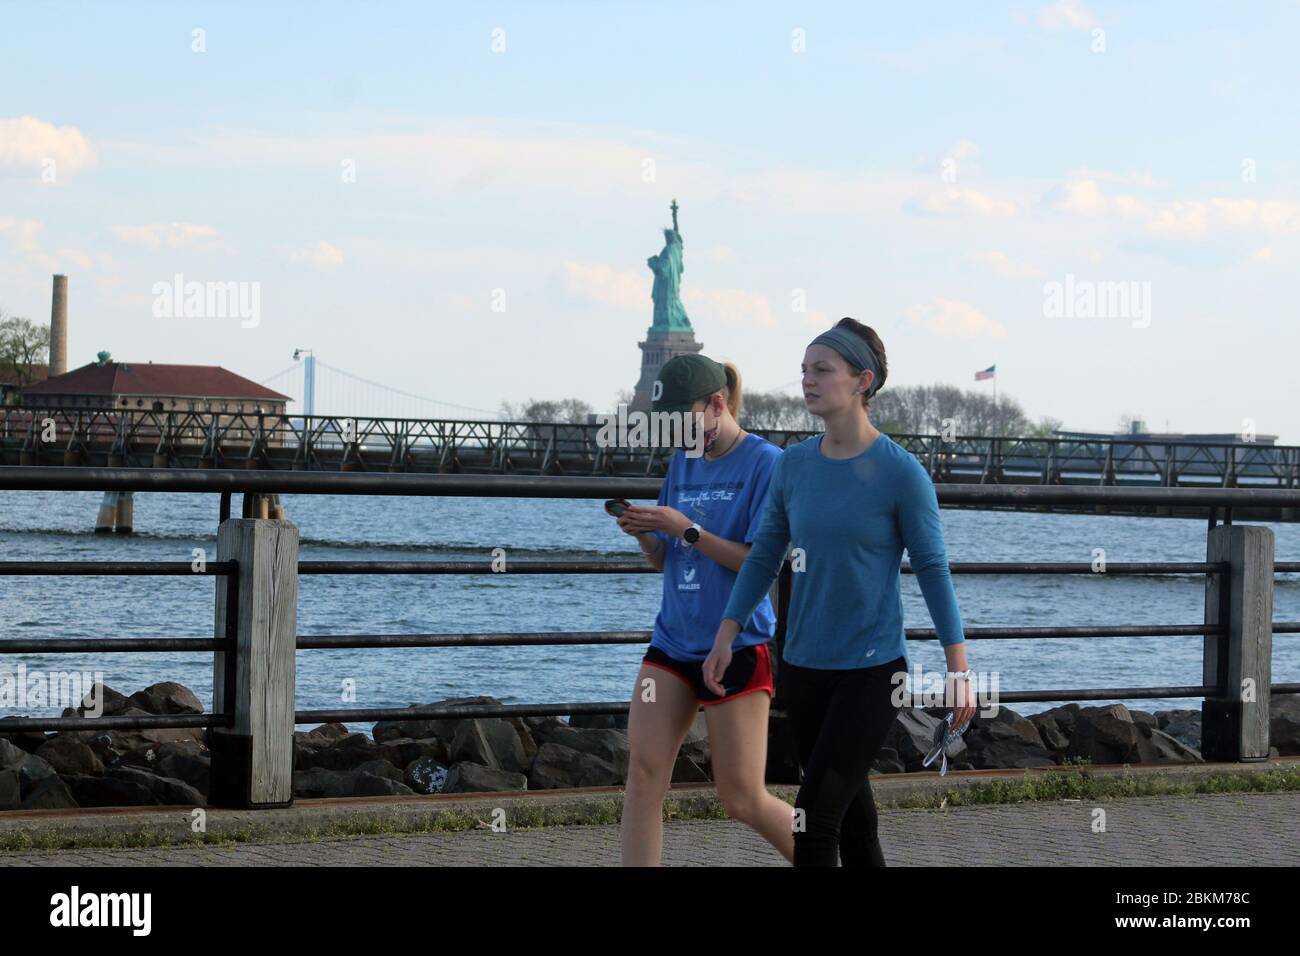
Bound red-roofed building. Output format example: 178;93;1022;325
20;359;292;415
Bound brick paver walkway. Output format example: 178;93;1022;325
2;792;1296;866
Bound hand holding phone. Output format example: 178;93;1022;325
607;498;637;538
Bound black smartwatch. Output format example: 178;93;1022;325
683;522;702;545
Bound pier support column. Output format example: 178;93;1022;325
241;492;286;520
94;492;117;533
113;491;134;533
210;517;299;808
1202;524;1273;761
93;491;136;532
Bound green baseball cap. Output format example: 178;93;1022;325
651;354;727;414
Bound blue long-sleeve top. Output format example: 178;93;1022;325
721;433;964;670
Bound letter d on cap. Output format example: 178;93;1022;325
652;380;663;400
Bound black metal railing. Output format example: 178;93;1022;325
5;407;1300;492
1;467;1298;805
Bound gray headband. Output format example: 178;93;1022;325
809;326;881;396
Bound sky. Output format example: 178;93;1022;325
2;0;1299;439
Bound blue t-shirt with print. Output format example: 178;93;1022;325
650;433;782;661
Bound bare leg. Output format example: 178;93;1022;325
704;690;796;863
620;663;701;866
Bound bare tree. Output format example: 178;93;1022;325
500;382;1057;437
738;391;818;430
498;397;594;423
1117;413;1145;435
743;382;1045;438
0;311;50;387
1023;415;1065;438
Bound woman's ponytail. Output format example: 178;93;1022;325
722;362;743;419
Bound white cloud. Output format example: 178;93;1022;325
562;259;773;328
113;222;219;251
292;240;345;270
971;250;1042;278
563;261;646;312
1048;173;1300;240
906;297;1009;338
0;217;115;276
1143;201;1211;240
1051;177;1138;217
53;248;115;272
103;121;709;202
0;217;45;255
99;121;1027;227
1069;167;1157;189
1035;0;1099;32
1208;199;1300;233
0;116;95;172
684;287;775;328
907;186;1018;218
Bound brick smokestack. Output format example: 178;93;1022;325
49;274;68;376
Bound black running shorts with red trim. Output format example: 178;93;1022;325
642;641;774;706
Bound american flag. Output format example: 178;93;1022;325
975;365;995;381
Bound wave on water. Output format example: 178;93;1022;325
9;523;1300;571
0;525;633;559
296;538;631;558
0;526;218;542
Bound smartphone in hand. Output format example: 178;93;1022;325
604;498;631;517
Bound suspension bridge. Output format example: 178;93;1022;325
256;356;503;421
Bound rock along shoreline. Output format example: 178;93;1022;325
3;681;1299;811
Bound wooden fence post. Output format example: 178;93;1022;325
1202;524;1273;761
210;517;299;807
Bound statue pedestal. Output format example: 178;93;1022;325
631;329;703;412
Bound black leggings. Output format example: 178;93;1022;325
779;655;905;867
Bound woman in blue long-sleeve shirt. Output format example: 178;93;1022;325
704;317;977;867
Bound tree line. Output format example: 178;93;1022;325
0;310;50;387
500;384;1064;438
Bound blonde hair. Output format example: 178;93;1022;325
692;360;744;420
721;362;743;419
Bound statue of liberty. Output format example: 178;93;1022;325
647;199;692;332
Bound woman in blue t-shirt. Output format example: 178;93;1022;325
707;318;976;867
614;353;796;866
